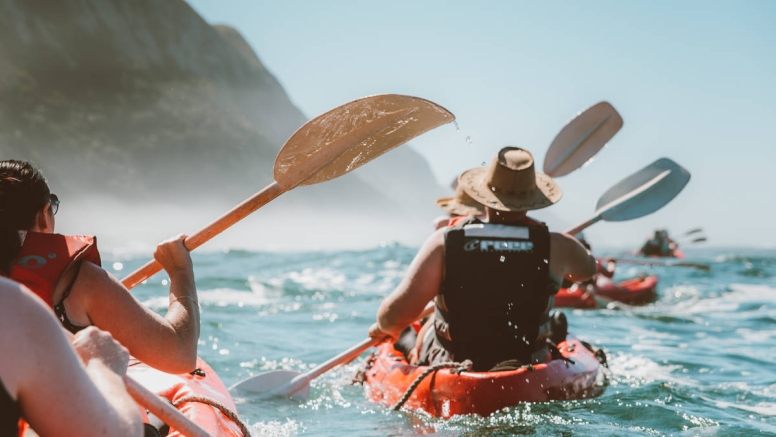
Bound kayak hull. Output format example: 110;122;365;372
597;275;659;305
362;336;605;418
127;357;243;437
554;275;658;308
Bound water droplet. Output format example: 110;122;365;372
481;161;486;166
508;321;512;326
452;120;460;131
112;262;123;271
500;255;506;262
465;135;473;146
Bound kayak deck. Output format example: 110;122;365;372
127;357;244;437
362;336;605;418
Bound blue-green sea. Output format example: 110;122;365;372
112;246;776;436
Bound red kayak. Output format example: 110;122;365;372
362;336;605;418
554;275;659;308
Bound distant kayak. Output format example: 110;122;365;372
555;275;659;308
128;357;245;436
361;336;606;418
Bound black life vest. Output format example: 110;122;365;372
434;216;554;371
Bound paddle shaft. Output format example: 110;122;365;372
609;257;710;271
121;182;285;289
275;302;436;396
565;215;602;236
276;337;378;396
124;377;211;437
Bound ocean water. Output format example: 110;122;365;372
111;247;776;436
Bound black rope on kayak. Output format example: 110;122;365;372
391;360;473;412
581;341;608;368
173;394;252;437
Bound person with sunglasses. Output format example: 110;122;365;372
0;160;200;374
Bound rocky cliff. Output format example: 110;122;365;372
0;0;445;242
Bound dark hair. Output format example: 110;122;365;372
0;160;50;275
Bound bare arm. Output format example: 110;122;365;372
371;229;445;340
551;232;597;283
75;235;199;374
0;280;141;437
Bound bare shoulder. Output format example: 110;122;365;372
76;260;123;290
549;231;577;248
420;227;446;259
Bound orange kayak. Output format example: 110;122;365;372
127;357;245;437
554;275;659;308
362;336;605;418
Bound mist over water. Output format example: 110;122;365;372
56;197;438;256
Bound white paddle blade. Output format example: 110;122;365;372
595;158;690;222
229;369;310;400
274;94;454;189
543;101;623;177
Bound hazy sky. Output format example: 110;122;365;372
187;0;775;248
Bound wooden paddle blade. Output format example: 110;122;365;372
273;94;454;188
595;158;691;222
229;369;309;400
543;101;623;177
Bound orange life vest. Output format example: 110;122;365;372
9;232;101;308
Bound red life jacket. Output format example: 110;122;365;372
9;232;101;308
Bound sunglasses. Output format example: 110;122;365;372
48;193;60;215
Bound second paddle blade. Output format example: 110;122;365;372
229;369;310;401
595;158;691;222
543;101;623;177
273;94;455;189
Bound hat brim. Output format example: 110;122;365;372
435;196;485;216
459;167;562;212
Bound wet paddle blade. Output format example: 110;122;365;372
229;369;310;400
274;94;455;189
543;101;623;177
595;158;691;222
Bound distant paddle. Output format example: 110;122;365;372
121;95;454;289
609;257;711;272
682;228;703;236
566;158;691;235
544;101;623;177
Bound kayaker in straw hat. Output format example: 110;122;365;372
432;177;486;230
0;277;142;436
369;147;596;371
0;160;200;374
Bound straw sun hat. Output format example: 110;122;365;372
458;147;562;212
435;182;486;216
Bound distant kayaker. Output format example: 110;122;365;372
368;147;596;371
0;160;200;374
0;277;142;436
431;177;486;230
638;229;678;257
